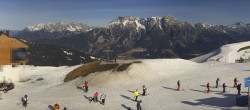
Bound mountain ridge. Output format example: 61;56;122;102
16;15;250;60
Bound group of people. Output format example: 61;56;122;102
20;94;68;110
19;77;243;109
132;85;148;110
205;77;241;94
83;81;106;105
176;77;242;95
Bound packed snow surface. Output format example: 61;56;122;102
1;41;250;110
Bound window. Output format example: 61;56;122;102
13;48;27;62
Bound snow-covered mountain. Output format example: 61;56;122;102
16;15;250;60
25;22;94;32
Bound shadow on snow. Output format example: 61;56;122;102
181;94;240;109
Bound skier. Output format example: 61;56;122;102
222;83;227;93
142;85;147;96
90;92;99;102
136;100;142;110
216;78;220;88
234;77;238;88
100;93;106;105
207;83;210;93
177;80;180;91
237;83;241;95
84;81;88;92
54;103;60;110
134;89;139;101
22;94;28;108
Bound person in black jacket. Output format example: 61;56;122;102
222;83;227;93
142;85;147;96
22;94;28;108
237;83;241;95
177;80;180;91
216;78;220;88
136;100;142;110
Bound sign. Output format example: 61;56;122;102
245;77;250;87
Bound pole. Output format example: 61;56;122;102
248;86;249;110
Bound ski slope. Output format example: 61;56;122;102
1;41;250;110
191;41;250;63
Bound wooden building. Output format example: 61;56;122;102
0;34;28;65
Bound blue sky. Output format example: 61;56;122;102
1;0;250;30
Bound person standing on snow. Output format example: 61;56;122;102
142;85;147;96
216;78;220;88
100;93;106;105
234;77;238;88
237;83;241;95
177;80;180;91
90;92;99;102
134;89;140;101
22;94;28;108
84;81;88;92
136;100;142;110
222;83;227;93
207;83;210;93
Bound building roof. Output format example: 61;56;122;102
0;34;28;48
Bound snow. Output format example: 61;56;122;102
26;22;92;32
1;42;250;110
108;17;145;31
192;41;250;63
201;22;213;29
135;20;145;30
80;56;85;59
90;56;96;59
63;50;73;56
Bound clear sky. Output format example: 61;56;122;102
1;0;250;30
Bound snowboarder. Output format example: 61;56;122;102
142;85;147;96
177;80;180;91
84;81;88;92
207;83;210;93
222;83;227;93
234;77;238;88
54;103;60;110
237;83;241;95
22;94;28;108
136;100;142;110
100;93;106;105
134;89;139;101
216;78;220;88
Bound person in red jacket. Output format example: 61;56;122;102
90;92;99;102
234;78;238;88
84;81;88;92
207;83;210;93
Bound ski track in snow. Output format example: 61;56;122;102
1;41;250;110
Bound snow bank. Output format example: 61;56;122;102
191;41;250;63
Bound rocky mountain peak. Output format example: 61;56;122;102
26;22;93;32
